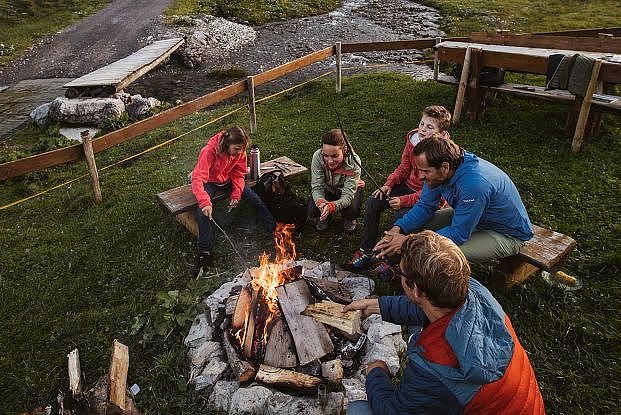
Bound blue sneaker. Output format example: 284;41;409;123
349;249;373;270
372;261;396;282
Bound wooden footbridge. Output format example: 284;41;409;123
63;38;184;97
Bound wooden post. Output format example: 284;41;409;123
335;42;342;93
67;349;83;397
453;46;472;125
571;59;602;153
466;47;484;120
247;76;257;134
107;339;129;414
81;130;102;203
433;36;441;81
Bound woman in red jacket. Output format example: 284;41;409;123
190;126;276;276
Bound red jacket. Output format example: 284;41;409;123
383;129;451;208
191;132;247;208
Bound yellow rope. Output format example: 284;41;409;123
0;59;433;211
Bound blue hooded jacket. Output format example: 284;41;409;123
394;152;533;245
365;279;516;414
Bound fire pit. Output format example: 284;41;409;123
184;225;407;414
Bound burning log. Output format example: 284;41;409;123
232;286;253;331
242;288;260;358
276;280;334;366
255;364;322;395
304;277;352;304
222;330;257;382
302;300;362;335
263;319;298;368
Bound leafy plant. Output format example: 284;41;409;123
97;112;131;135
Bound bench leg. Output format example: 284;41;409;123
495;256;540;291
176;211;199;237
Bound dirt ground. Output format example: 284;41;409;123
0;0;443;103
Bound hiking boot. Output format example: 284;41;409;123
316;219;330;231
343;218;357;232
191;250;213;277
372;261;396;282
349;249;373;270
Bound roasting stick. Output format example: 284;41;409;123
211;217;243;261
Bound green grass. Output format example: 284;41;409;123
166;0;341;25
418;0;621;35
0;0;110;67
0;73;619;414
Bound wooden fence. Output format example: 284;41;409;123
0;27;618;182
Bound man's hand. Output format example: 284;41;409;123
342;298;380;318
373;227;407;259
201;205;213;220
366;360;390;376
372;185;391;200
228;198;239;211
320;203;331;221
388;196;402;210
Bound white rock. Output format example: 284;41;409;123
48;97;125;125
230;385;273;415
188;341;223;374
126;95;160;120
193;358;228;391
341;276;375;300
362;314;382;331
184;312;214;347
324;392;345;415
207;380;239;412
342;378;367;402
267;392;321;415
363;341;401;376
366;321;402;341
30;102;51;126
58;126;99;142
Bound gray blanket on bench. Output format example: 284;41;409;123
546;53;595;98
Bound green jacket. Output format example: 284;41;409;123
310;148;362;212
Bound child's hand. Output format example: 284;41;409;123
229;199;239;209
319;202;335;221
388;197;402;210
202;205;213;220
372;186;391;199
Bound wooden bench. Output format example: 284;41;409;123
495;224;576;290
156;156;307;236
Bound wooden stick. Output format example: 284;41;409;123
453;46;472;125
107;339;129;413
302;300;362;335
276;280;333;366
335;42;342;93
255;364;322;394
222;330;257;382
433;37;441;81
81;130;102;203
247;76;257;134
571;59;603;153
67;349;83;396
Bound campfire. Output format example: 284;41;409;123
221;224;367;394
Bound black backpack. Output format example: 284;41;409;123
252;169;307;233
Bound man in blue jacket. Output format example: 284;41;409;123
344;231;545;415
374;134;533;263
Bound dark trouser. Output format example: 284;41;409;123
196;182;276;252
360;182;413;252
307;187;365;220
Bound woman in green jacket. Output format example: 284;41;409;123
308;129;365;231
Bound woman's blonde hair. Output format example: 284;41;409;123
218;125;250;153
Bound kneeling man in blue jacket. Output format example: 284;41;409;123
344;231;545;415
374;134;533;263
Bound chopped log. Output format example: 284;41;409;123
226;294;239;316
222;330;257;382
276;280;333;365
67;349;83;396
255;364;322;395
242;288;260;358
232;286;252;331
302;300;362;335
321;359;344;382
107;340;129;414
304;277;352;304
263;319;298;368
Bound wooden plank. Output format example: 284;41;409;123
470;32;621;54
572;60;603;152
340;37;469;53
253;46;334;86
533;27;621;38
175;211;198;237
519;224;576;270
275;280;333;366
255;364;322;394
107;339;129;413
263;318;298;368
302;300;362;335
496;256;540;291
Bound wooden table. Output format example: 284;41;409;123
436;40;621;152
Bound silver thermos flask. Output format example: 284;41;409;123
250;144;260;181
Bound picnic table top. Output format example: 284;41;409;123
436;41;617;60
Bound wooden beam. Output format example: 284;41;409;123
433;37;442;81
572;59;603;153
532;27;621;38
302;300;362;335
255;364;322;394
67;349;83;396
107;339;129;414
469;32;621;54
253;46;334;86
276;280;333;366
453;46;472;125
340;38;470;53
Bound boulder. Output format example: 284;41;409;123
184;312;214;347
193;358;228;392
48;97;124;125
207;380;240;412
126;95;161;120
30;102;51;127
229;385;273;415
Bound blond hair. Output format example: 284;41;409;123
400;230;470;308
422;105;452;131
